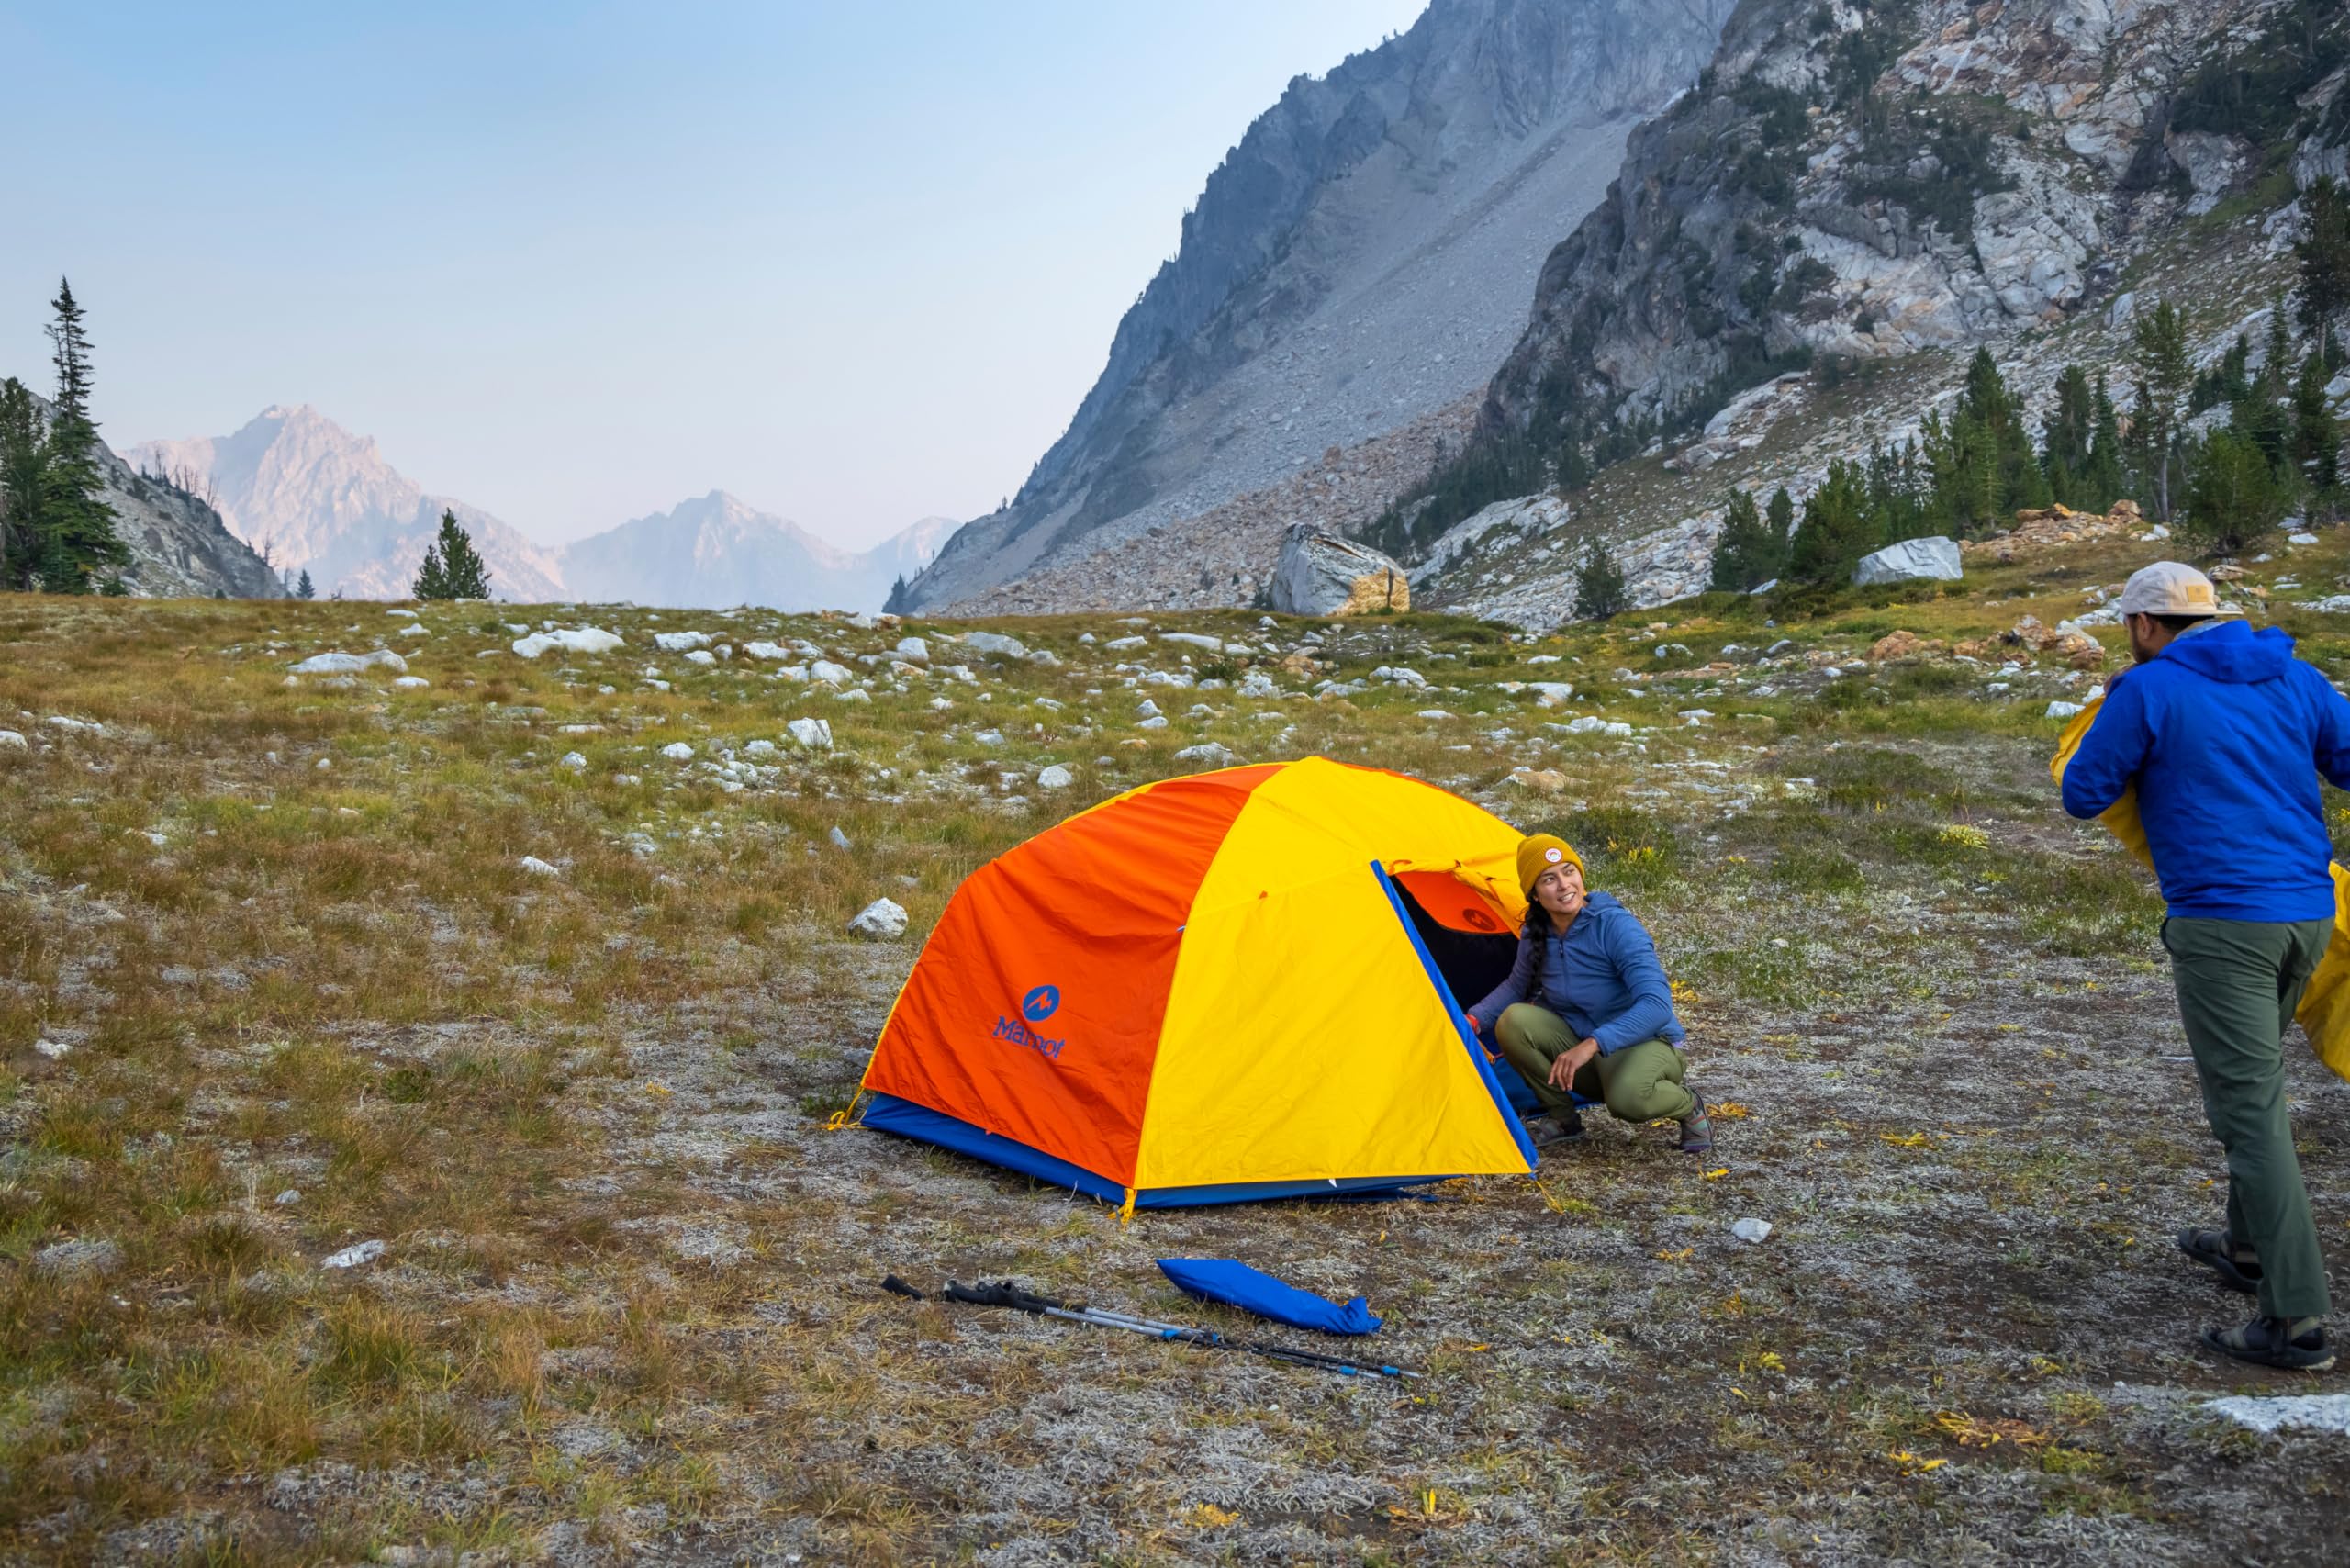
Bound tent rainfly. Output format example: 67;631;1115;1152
853;756;1547;1209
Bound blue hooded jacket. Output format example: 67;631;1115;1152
2060;619;2350;922
1465;890;1685;1053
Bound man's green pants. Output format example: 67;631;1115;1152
1493;1003;1695;1124
2165;915;2334;1320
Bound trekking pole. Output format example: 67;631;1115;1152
1068;1304;1420;1379
929;1279;1422;1380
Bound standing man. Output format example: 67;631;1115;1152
2062;562;2343;1372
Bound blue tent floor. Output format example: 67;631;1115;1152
860;1094;1466;1209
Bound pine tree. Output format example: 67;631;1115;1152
883;575;910;616
1786;459;1878;586
2130;301;2193;521
1707;489;1783;592
2260;295;2294;399
1865;438;1930;544
2040;364;2097;505
1968;346;2048;515
0;377;50;590
2084;373;2126;511
34;279;127;593
2180;429;2288;555
2294;349;2344;516
296;567;316;600
1572;536;1630;621
1765;486;1796;563
412;509;492;599
1921;408;1997;535
2297;175;2350;369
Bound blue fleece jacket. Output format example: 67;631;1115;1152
1466;890;1685;1053
2060;619;2350;921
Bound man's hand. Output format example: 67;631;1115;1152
1465;1014;1482;1037
1547;1037;1600;1091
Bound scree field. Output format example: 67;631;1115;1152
4;526;2349;1564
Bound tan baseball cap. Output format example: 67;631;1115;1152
2113;561;2237;618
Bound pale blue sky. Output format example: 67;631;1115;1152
0;1;1429;548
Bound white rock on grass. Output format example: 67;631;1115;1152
1105;635;1147;651
810;660;853;686
1037;764;1074;790
829;826;854;851
1528;682;1574;707
1371;666;1427;688
274;1189;301;1206
34;1038;70;1059
512;627;624;659
1852;537;1962;586
0;731;25;749
787;717;833;749
835;688;871;703
1731;1218;1774;1244
1161;632;1223;652
893;636;930;663
319;1239;386;1271
387;608;419;620
2207;1394;2350;1436
742;641;789;660
660;742;695;761
518;856;561;877
1175;742;1236;768
848;897;909;939
290;649;407;675
2046;700;2085;719
1238;672;1280;699
655;631;711;653
560;752;588;770
960;631;1027;658
35;1238;120;1278
1137;715;1169;730
684;649;717;666
2289;532;2321;546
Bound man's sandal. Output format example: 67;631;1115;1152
2202;1315;2335;1372
2177;1227;2261;1295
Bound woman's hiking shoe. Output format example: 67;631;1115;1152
2201;1315;2334;1372
1532;1109;1585;1146
2177;1227;2262;1295
1678;1093;1714;1155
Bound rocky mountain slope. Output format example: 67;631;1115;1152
559;492;950;612
1411;0;2350;625
904;0;1739;612
14;386;282;599
129;406;566;602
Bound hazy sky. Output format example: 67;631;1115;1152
0;2;1432;551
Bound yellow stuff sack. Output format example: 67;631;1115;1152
2053;698;2350;1082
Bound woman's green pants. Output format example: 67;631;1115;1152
1493;1002;1695;1123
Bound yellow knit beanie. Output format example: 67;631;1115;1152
1516;834;1584;898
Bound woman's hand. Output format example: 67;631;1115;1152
1546;1037;1601;1091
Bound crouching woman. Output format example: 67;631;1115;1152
1465;834;1712;1153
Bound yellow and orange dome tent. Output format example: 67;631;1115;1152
853;756;1542;1208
